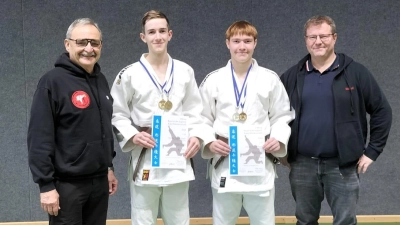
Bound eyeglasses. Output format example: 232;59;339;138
305;34;335;42
68;38;102;47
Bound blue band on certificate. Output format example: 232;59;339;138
152;115;162;167
229;126;238;175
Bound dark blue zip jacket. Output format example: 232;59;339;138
280;53;392;167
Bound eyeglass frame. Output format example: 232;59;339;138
304;33;336;42
67;38;102;47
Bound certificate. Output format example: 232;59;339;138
151;115;188;169
229;125;265;176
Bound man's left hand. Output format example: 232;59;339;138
108;170;118;195
185;137;200;159
357;154;374;174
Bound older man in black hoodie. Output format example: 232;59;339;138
28;18;118;225
280;15;392;225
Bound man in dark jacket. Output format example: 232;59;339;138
28;18;118;225
280;15;392;225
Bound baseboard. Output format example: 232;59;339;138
2;215;400;224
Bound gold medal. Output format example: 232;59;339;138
164;100;173;111
232;113;240;121
239;112;247;121
158;99;166;109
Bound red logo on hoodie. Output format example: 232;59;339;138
72;91;90;109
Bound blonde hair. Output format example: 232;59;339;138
226;20;258;40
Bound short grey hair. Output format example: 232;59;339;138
66;18;102;40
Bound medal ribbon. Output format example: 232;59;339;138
231;62;252;111
139;60;174;96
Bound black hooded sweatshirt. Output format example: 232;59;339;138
28;53;115;193
280;53;392;168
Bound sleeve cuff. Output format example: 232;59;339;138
270;123;291;158
119;129;139;152
201;139;216;159
364;146;380;161
39;181;55;193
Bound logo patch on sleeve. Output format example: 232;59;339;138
72;91;90;109
142;170;150;181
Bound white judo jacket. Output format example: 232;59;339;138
199;59;295;193
111;54;204;186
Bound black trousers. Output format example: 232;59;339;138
49;176;109;225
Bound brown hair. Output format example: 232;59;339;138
226;20;258;40
141;10;170;33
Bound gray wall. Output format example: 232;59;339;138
0;0;399;222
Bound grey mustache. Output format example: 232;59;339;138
81;52;96;57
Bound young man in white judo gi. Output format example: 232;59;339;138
110;10;204;225
199;21;295;225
